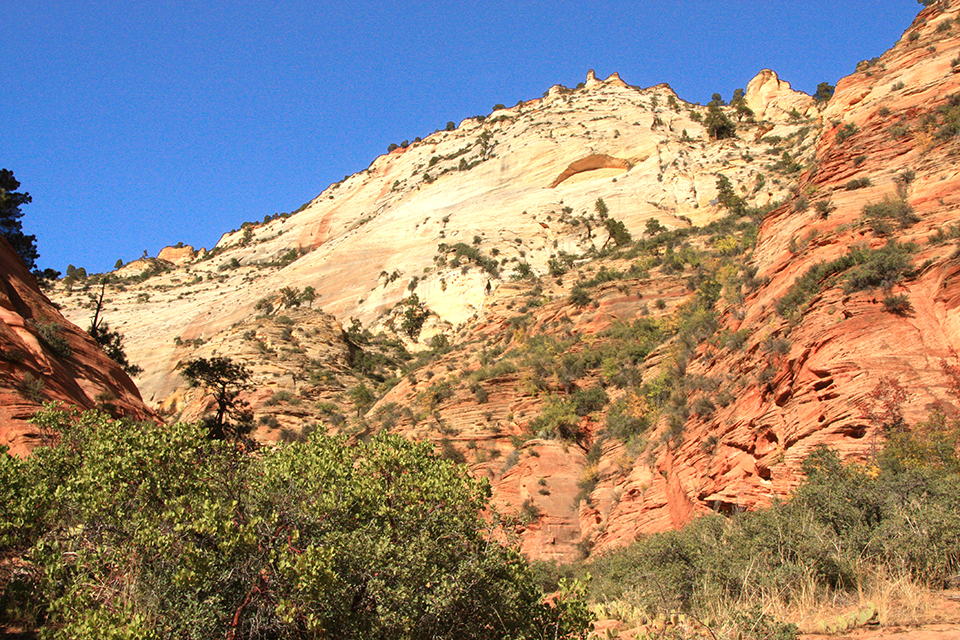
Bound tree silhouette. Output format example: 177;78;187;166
179;356;253;439
0;168;39;271
88;281;143;377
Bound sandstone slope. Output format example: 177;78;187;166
44;3;960;563
0;237;155;456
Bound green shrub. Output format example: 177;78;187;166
845;177;871;190
776;242;915;317
527;399;583;442
815;199;834;218
33;322;72;358
570;387;609;416
544;425;960;635
605;400;649;441
835;122;859;143
17;373;45;402
862;195;919;233
264;390;296;405
0;406;592;639
882;293;913;315
569;285;591;308
843;241;916;292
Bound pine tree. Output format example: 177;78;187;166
0;169;39;271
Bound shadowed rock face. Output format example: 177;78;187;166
41;3;960;560
549;154;634;188
0;237;155;456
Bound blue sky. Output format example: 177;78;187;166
5;1;922;274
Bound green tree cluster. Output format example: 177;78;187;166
0;406;592;639
704;97;736;140
539;385;960;635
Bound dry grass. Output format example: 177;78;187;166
593;570;951;639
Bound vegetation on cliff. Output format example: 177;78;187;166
534;379;960;637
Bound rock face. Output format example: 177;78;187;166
0;237;155;456
745;69;817;121
157;245;196;265
52;67;810;405
43;3;960;561
592;2;960;552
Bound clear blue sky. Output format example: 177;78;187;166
5;1;922;274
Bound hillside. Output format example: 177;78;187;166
0;235;155;456
47;2;960;563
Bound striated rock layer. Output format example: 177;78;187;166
0;238;155;456
593;2;960;552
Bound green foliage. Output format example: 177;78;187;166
439;242;500;277
88;284;143;377
17;372;45;402
179;356;253;439
0;406;592;639
882;293;913;315
539;418;960;635
33;322;72;359
348;382;375;417
773;150;802;174
0;168;39;271
527;398;583;442
569;285;592;308
704;100;736;140
89;321;143;376
936;93;960;139
644;218;665;235
862;195;920;235
279;286;302;309
776;241;916;317
605;399;649;442
594;198;609;219
731;87;753;121
835;122;859;143
548;252;576;276
602;218;632;248
299;286;317;307
843;240;916;292
400;293;429;341
510;261;534;280
570;386;609;416
715;174;746;216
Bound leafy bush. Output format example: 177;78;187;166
845;177;871;190
862;195;919;233
882;293;913;315
605;398;650;441
0;406;592;639
569;285;591;308
570;387;609;416
843;240;916;292
835;122;859;143
776;242;916;317
33;322;71;358
936;93;960;138
527;399;583;442
539;421;960;636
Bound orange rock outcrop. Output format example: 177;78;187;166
0;237;155;456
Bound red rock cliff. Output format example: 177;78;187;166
0;237;155;456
